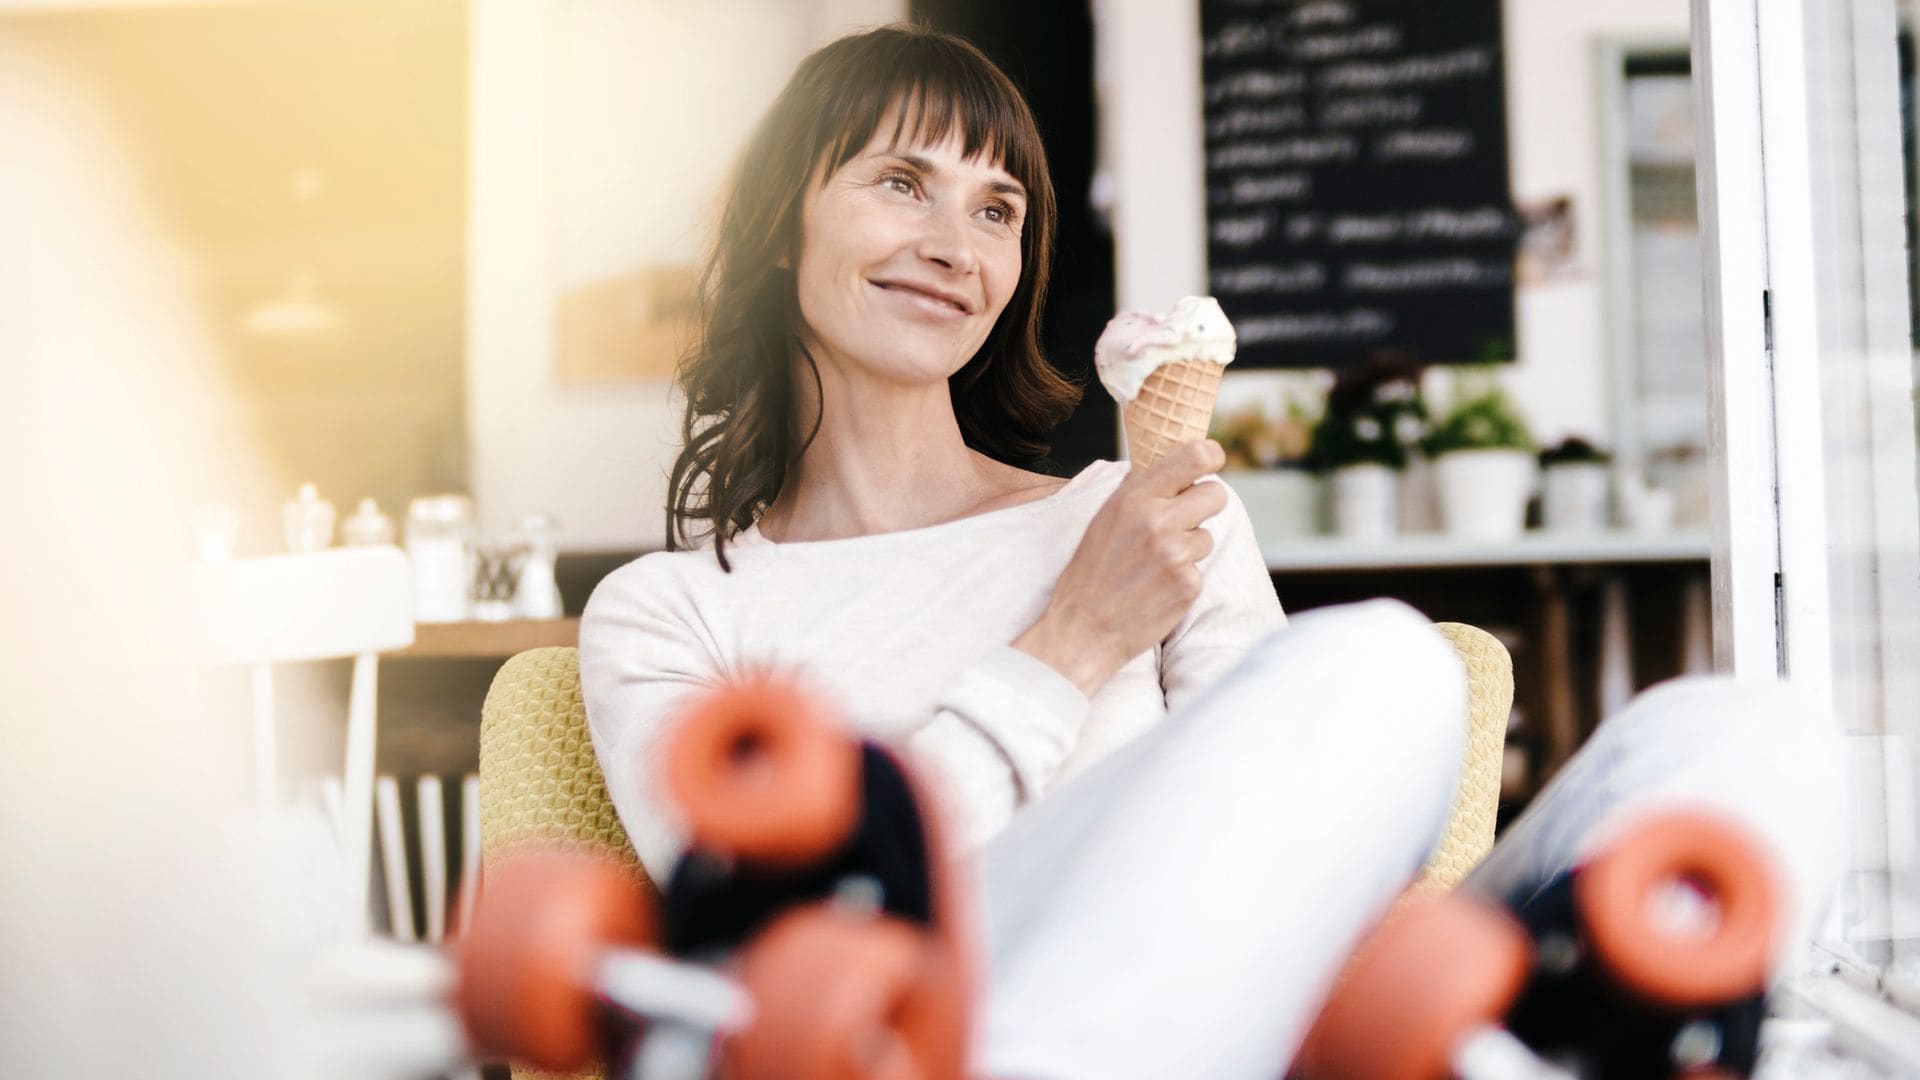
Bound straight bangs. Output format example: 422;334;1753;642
813;46;1049;218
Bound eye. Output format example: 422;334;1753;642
983;200;1020;227
880;171;920;197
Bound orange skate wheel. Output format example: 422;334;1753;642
1295;895;1533;1080
1576;809;1781;1010
889;933;970;1080
452;848;654;1073
665;676;860;870
729;904;964;1080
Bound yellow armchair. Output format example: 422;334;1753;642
476;623;1510;892
473;624;1510;1076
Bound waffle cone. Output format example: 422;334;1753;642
1123;359;1226;468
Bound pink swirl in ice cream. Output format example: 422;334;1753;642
1093;296;1237;403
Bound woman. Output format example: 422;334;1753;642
587;24;1284;864
582;25;1842;1079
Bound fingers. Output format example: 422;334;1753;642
1165;474;1230;530
1133;439;1226;498
1183;525;1216;565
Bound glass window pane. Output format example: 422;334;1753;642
1787;0;1920;972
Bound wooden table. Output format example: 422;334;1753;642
1261;529;1712;802
387;617;580;659
1260;529;1711;572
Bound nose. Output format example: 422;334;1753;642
916;202;978;276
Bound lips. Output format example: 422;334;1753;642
870;279;972;315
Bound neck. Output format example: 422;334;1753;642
761;346;1000;542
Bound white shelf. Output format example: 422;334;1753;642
1261;529;1712;572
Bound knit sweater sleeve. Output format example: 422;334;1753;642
897;643;1091;849
578;557;726;883
1159;477;1287;716
579;555;1092;883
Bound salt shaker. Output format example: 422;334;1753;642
282;483;336;552
406;494;475;623
513;514;564;619
342;497;396;547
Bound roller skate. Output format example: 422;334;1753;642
1296;808;1782;1080
453;675;972;1080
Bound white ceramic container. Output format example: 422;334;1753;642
1434;449;1536;541
1540;462;1611;532
1329;463;1399;542
1223;468;1321;540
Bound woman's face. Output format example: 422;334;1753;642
792;112;1028;389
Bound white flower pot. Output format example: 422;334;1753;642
1434;449;1536;541
1330;464;1399;542
1541;462;1611;532
1398;454;1439;534
1223;468;1319;539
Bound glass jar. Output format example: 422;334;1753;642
405;494;475;623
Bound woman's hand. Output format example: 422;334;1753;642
1013;439;1230;697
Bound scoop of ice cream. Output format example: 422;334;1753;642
1093;296;1237;403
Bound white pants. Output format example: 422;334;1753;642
972;600;1846;1080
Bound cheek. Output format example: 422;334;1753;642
790;257;831;340
981;242;1023;320
792;238;856;335
794;252;834;310
797;203;897;303
793;193;853;289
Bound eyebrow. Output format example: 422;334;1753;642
882;151;1028;201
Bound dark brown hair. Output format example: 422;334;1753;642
666;24;1081;570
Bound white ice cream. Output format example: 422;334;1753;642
1093;295;1238;403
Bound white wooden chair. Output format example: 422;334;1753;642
191;546;415;938
374;771;482;945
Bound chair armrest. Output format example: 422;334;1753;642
1416;623;1515;891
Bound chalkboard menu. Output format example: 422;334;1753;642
1200;0;1518;368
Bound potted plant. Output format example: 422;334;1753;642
1424;371;1537;540
1310;358;1429;541
1214;397;1318;538
1538;437;1612;532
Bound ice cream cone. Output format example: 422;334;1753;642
1124;358;1226;468
1096;297;1236;468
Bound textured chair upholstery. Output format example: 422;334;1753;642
479;646;642;877
1420;622;1514;891
476;624;1512;1068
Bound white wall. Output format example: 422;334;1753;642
1100;0;1692;445
467;0;904;552
474;0;1693;550
1501;0;1690;444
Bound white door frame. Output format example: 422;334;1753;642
1690;0;1836;695
1698;0;1920;981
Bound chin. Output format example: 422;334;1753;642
864;335;980;383
886;356;973;386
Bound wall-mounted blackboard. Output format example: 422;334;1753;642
1200;0;1518;368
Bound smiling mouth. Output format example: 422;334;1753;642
870;280;970;315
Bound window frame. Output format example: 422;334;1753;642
1695;0;1920;1012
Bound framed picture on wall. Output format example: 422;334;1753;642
554;261;697;382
